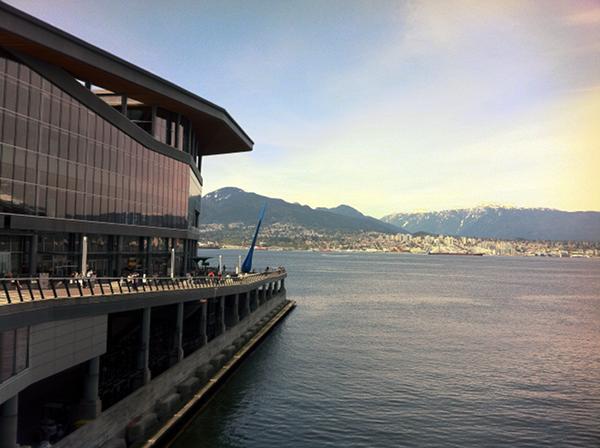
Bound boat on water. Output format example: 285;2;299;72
198;244;221;250
427;252;484;256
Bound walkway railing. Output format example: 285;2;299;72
0;270;285;305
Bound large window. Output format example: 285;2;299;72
0;53;190;229
0;235;30;275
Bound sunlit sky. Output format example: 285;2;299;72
7;0;600;216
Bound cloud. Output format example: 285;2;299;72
16;0;596;215
565;5;600;26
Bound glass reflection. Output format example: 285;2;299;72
0;54;194;229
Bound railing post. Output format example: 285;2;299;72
2;281;10;304
63;280;71;298
15;282;23;302
87;279;95;296
49;280;57;298
26;281;34;301
36;280;45;300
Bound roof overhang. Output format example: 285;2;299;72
0;2;253;156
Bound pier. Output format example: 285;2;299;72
0;270;289;448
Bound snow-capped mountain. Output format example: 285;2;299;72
381;206;600;241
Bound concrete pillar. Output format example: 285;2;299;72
281;278;285;291
80;356;102;419
175;302;184;362
243;292;250;318
0;395;18;448
268;282;274;299
233;295;240;325
219;296;226;334
138;307;151;385
200;300;207;345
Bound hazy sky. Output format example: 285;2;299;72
7;0;600;216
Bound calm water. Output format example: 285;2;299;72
174;251;600;447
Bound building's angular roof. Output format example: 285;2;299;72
0;1;253;156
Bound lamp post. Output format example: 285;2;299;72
81;235;88;274
170;248;175;279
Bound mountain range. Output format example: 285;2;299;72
200;187;405;234
201;187;600;241
382;206;600;241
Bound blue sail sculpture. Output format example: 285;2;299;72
241;204;267;273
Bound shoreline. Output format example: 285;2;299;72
200;247;598;259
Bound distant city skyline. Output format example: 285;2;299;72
7;0;600;216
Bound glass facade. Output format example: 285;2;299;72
0;53;197;229
0;235;29;275
33;233;186;276
154;108;201;168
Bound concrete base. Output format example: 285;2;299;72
176;376;201;400
126;412;158;445
155;393;181;421
139;368;151;387
100;438;126;448
54;292;287;448
79;398;102;420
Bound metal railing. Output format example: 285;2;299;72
0;269;285;305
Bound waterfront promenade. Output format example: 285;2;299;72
0;267;289;448
0;271;284;305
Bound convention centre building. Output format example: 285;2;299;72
0;2;253;278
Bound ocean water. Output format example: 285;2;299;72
173;251;600;447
